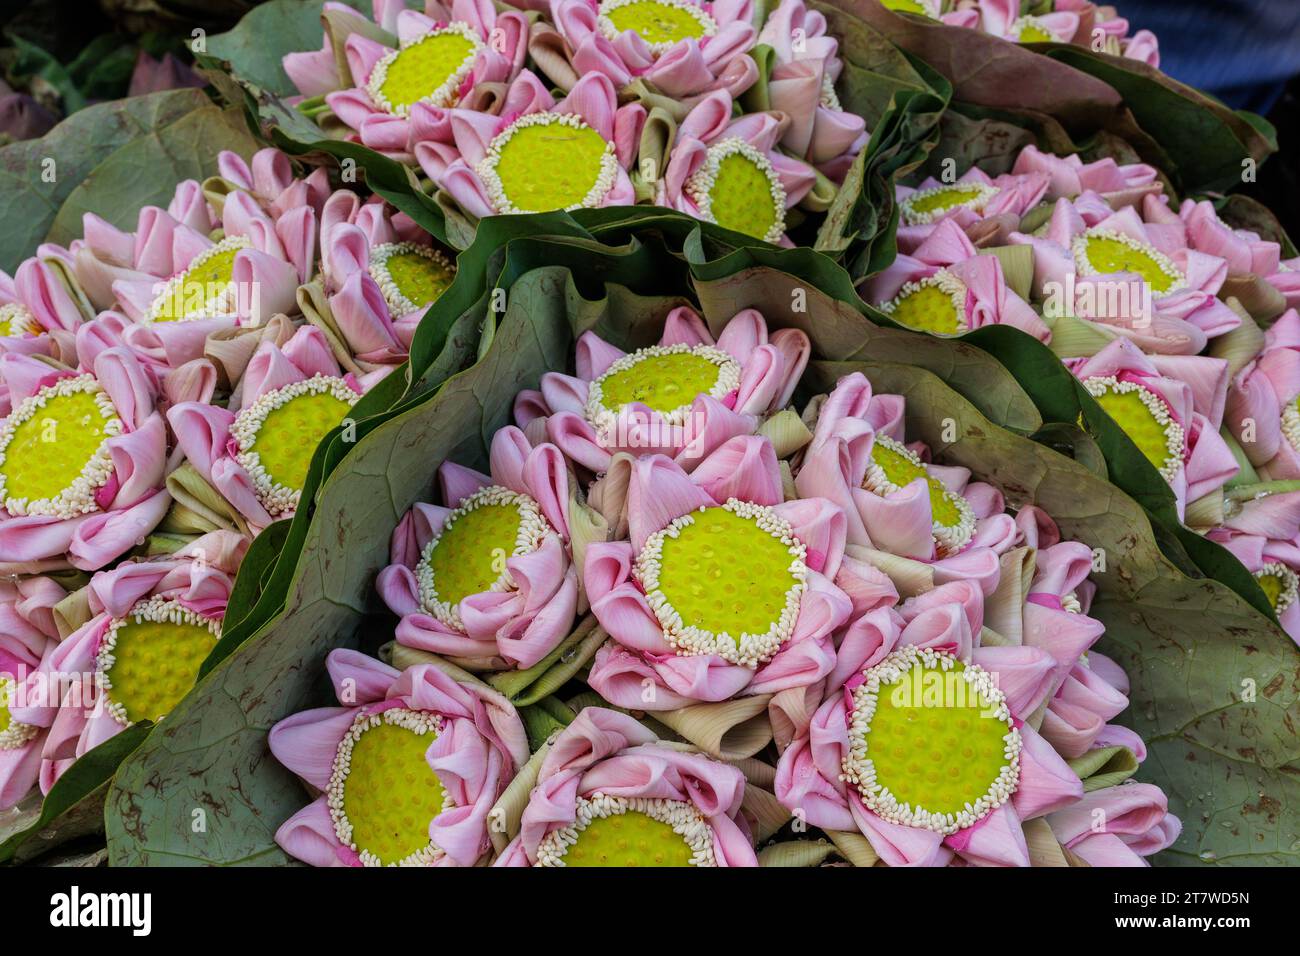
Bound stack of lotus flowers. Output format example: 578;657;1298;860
266;307;1179;867
0;0;1289;875
281;0;869;244
867;143;1300;645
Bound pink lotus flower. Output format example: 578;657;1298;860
269;647;528;866
1054;0;1160;66
895;165;1049;253
514;305;808;476
1013;196;1241;354
794;373;1019;595
294;0;528;160
549;0;758;102
1207;488;1300;644
0;575;69;808
755;0;867;181
494;706;758;866
318;187;456;369
1049;783;1181;865
657;88;816;245
866;218;1050;341
166;325;368;531
1012;144;1161;209
775;579;1082;866
412;69;642;218
0;249;90;415
0;346;170;573
11;531;246;794
1225;310;1300;481
585;437;853;710
1144;197;1283;283
971;0;1079;44
377;426;577;669
75;152;316;373
1066;338;1237;519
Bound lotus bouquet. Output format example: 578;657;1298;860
258;308;1179;868
278;0;868;244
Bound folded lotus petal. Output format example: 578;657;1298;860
274;797;354;866
570;30;634;87
835;554;900;617
545;411;612;474
104;412;167;508
946;801;1031;866
972;644;1057;718
775;724;855;831
852;797;950;866
590;579;675;653
1039;698;1105;758
498;566;578;667
626;454;716;553
210;457;274;529
231;248;299;326
1011;723;1083;820
324;647;399;706
92;346;156;431
166;401;234;479
330;273;402;358
394;611;495;658
0;353;64;405
1056;661;1129;723
0;514;82;565
1021;601;1105;681
376;559;422;615
0;735;42;809
689;434;782;505
587;642;702;709
1048;781;1171;850
649;650;755;705
1184;413;1239;501
15;258;83;331
674;394;754;470
438;460;492;510
437;161;496;219
268;706;357;790
81;213;135;267
748;591;842;695
426;733;500;865
69;488;171;570
852;478;935;560
555;71;618;141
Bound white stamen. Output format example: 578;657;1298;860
94;596;223;727
582;342;740;440
477;112;618;215
0;373;121;519
364;22;483;117
633;498;807;668
367;241;456;316
684;137;787;245
841;645;1021;835
898;182;1000;226
534;793;718;867
326;707;452;867
414;485;553;631
231;374;359;517
1081;375;1185;483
